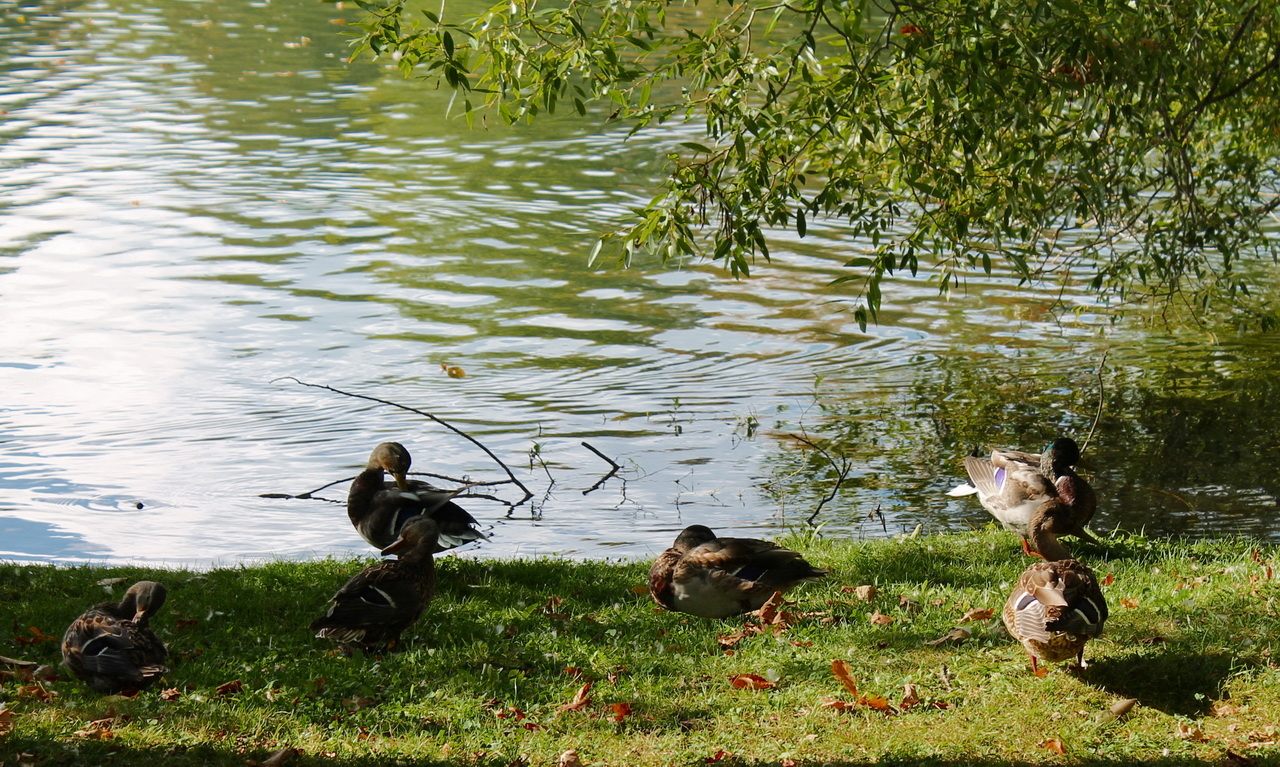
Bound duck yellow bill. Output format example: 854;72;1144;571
392;472;410;491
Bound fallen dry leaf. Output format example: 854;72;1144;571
607;702;631;722
1110;698;1139;718
959;607;995;623
17;685;56;702
831;660;858;696
343;696;376;711
1038;738;1066;754
260;747;297;767
1176;723;1209;742
869;610;894;626
781;758;798;767
851;585;877;602
897;596;922;615
0;706;13;737
73;726;113;739
630;585;648;595
729;674;776;690
704;750;731;764
1212;701;1240;717
159;688;182;702
859;694;896;714
900;683;921;710
215;680;243;696
1102;573;1115;586
558;749;585;767
924;627;971;646
559;683;592;713
1121;597;1140;609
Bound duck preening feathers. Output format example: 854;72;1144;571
347;441;486;552
311;515;439;653
649;525;827;618
949;437;1097;557
61;580;169;694
1003;557;1108;674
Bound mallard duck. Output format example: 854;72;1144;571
648;525;828;618
948;437;1097;556
61;580;169;694
310;515;439;653
348;442;486;552
1003;556;1108;673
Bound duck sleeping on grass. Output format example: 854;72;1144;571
348;441;486;552
949;437;1098;556
649;525;828;618
62;580;169;694
1004;553;1108;674
311;515;439;654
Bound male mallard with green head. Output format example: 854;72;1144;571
62;580;169;694
1004;553;1108;674
949;437;1098;556
649;525;827;618
348;442;486;552
311;515;439;653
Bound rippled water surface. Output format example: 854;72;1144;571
3;0;1279;567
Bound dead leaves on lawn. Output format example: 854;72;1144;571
719;592;837;651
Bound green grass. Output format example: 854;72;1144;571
2;530;1279;766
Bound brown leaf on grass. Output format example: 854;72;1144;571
754;591;789;625
260;747;298;767
820;696;856;710
558;749;585;767
858;694;897;714
1212;701;1240;717
17;685;56;702
1038;738;1066;754
1109;698;1139;718
607;702;631;722
900;683;921;710
897;596;922;615
923;627;971;646
563;666;585;679
718;626;763;650
1176;723;1209;741
729;674;776;690
844;585;877;602
158;687;182;701
830;660;858;696
12;626;58;646
1121;597;1140;609
704;750;731;764
630;585;648;595
1139;635;1167;645
0;706;14;737
215;679;243;696
1102;573;1115;586
959;607;995;623
559;683;592;713
781;758;799;767
343;696;377;711
72;726;114;739
869;610;894;626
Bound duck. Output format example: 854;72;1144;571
310;515;439;653
648;525;828;618
348;441;486;552
61;580;169;694
1003;555;1108;674
948;437;1098;556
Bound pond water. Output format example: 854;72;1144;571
2;0;1278;568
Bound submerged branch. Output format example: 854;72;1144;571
581;440;621;495
274;377;534;507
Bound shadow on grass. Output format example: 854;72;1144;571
0;739;1252;767
1085;649;1237;717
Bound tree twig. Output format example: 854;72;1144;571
1079;350;1109;457
581;440;621;495
274;377;534;506
788;432;853;526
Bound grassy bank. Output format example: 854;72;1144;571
2;530;1278;766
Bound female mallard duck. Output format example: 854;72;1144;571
1004;555;1108;673
948;437;1098;556
348;442;486;552
649;525;828;618
61;580;168;694
310;515;439;653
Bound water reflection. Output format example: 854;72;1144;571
1;0;1278;567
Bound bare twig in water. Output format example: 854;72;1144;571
581;441;620;495
788;432;853;526
869;503;887;534
273;377;534;507
1080;350;1109;457
259;476;353;500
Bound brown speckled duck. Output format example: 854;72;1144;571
1003;555;1108;674
649;525;827;618
949;437;1098;556
348;442;486;552
311;515;439;653
61;580;169;694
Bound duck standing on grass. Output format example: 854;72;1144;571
311;515;439;653
1003;551;1108;675
649;525;828;618
949;437;1098;556
62;580;169;694
347;441;486;552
